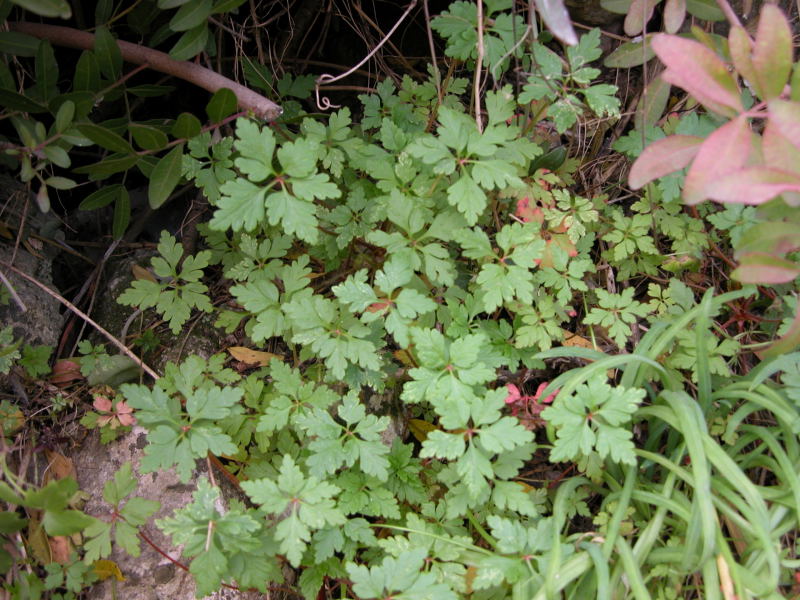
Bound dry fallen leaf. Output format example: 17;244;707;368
227;346;282;366
408;418;437;443
392;349;415;368
44;450;76;482
49;535;72;564
131;263;157;282
50;359;83;387
561;329;596;350
94;559;125;581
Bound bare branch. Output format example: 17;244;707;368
8;22;282;121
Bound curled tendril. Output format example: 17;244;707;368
314;0;417;112
315;74;342;111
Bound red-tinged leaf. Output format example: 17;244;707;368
683;116;751;204
366;301;392;313
624;0;657;36
628;134;703;189
758;305;800;359
728;27;758;96
50;360;82;386
533;0;578;45
709;167;800;204
663;0;686;33
732;252;800;284
652;34;742;117
93;396;113;412
735;221;800;256
752;3;793;101
762;121;800;174
505;384;522;404
515;197;544;223
768;100;800;144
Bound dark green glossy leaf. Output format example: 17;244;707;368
113;186;131;239
130;123;169;150
34;40;58;102
95;0;113;24
43;145;71;168
10;0;71;18
74;50;101;92
44;176;77;190
53;99;74;133
206;87;237;122
212;0;247;12
94;26;122;80
149;144;185;208
171;112;202;138
530;146;566;172
0;88;48;113
0;61;13;89
126;84;175;97
158;0;191;7
604;37;656;68
169;23;208;61
73;153;139;179
169;0;212;31
136;154;159;177
77;122;136;154
0;32;39;57
79;184;124;210
685;0;724;20
51;91;95;120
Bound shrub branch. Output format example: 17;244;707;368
8;22;283;121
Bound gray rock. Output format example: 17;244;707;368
72;428;266;600
0;244;62;349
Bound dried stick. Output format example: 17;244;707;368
474;0;485;132
423;0;442;101
8;22;282;121
0;269;25;312
0;261;159;380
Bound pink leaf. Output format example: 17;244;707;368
763;121;800;174
628;134;703;189
93;396;112;412
533;382;558;404
683;116;752;204
533;0;578;45
652;34;742;117
708;167;800;204
505;384;522;404
732;252;800;284
624;0;658;36
768;100;800;144
663;0;686;34
752;4;793;101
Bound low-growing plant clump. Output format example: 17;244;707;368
0;0;799;598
